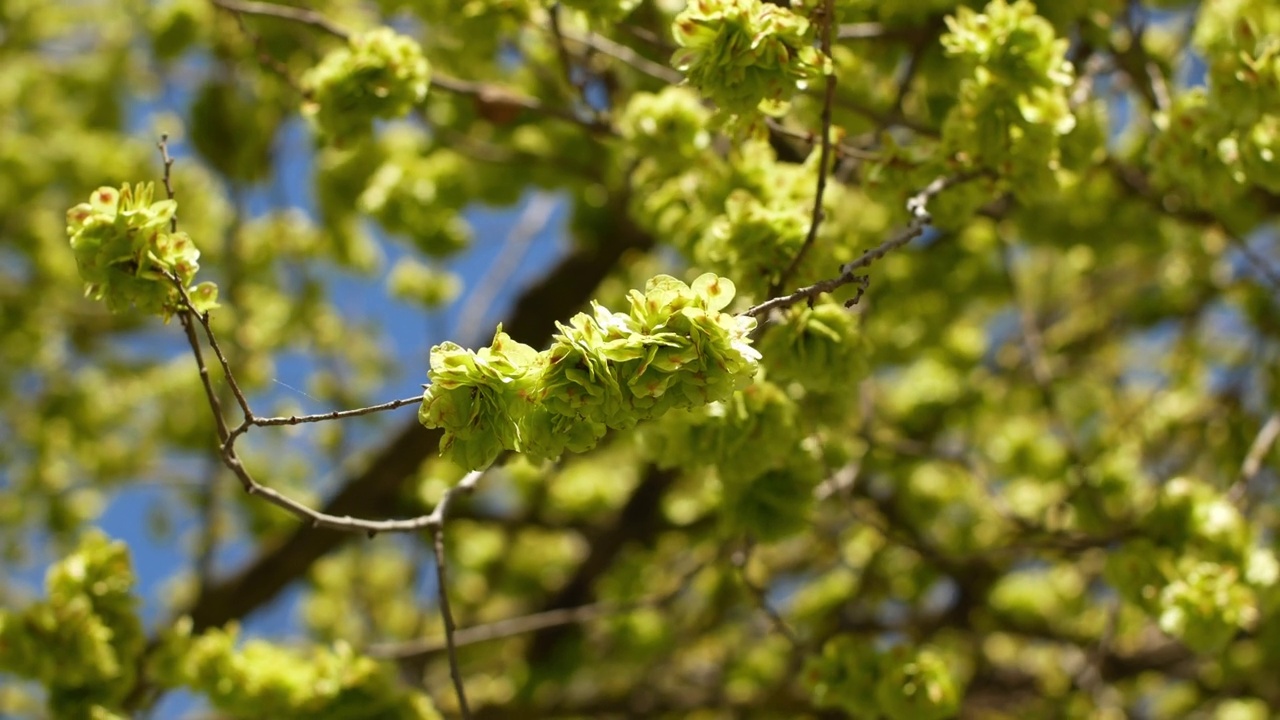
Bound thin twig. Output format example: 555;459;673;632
157;135;178;232
223;7;306;93
370;601;619;660
190;303;255;421
431;526;472;719
1228;412;1280;505
764;119;880;161
246;396;423;429
557;26;683;84
772;0;837;296
547;3;590;106
169;268;485;536
743;173;974;317
371;554;709;663
836;22;888;40
732;543;800;646
179;312;232;443
209;0;349;40
430;74;612;134
1227;233;1280;296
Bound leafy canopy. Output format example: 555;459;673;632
2;0;1280;718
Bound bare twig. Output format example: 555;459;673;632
1227;233;1280;296
732;543;800;646
547;3;590;106
209;0;349;40
179;312;232;443
743;173;974;317
431;526;471;719
174;293;485;535
1228;412;1280;505
837;22;888;40
369;601;621;660
557;26;683;84
155;141;482;538
222;7;306;93
764;119;880;161
156;135;178;232
245;396;423;429
772;0;837;296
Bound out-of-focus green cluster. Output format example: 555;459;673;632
359;147;472;257
1193;0;1280;122
939;0;1077;200
152;620;441;720
1104;477;1277;653
641;379;798;483
757;297;864;392
0;531;143;719
419;274;761;469
616;86;713;167
66;183;218;320
671;0;831;120
302;28;431;141
639;378;819;540
1148;0;1280;207
805;636;960;720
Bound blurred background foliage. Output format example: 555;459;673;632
1;0;1280;717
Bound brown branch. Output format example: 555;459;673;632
208;0;350;40
524;466;677;665
244;396;423;429
1228;411;1280;506
156;135;178;232
432;525;472;719
547;3;590;107
731;543;800;646
430;74;612;135
369;601;621;660
556;26;683;84
182;208;655;633
772;0;837;296
744;173;975;317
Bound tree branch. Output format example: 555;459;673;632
744;173;976;317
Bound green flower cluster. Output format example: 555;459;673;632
153;620;440;719
940;0;1077;199
805;637;960;720
671;0;831;119
757;297;864;392
619;101;854;300
66;183;219;319
302;28;431;141
0;532;143;719
419;274;761;470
